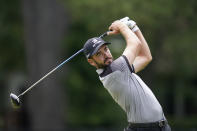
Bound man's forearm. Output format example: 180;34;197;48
134;28;152;60
131;27;152;73
119;24;141;47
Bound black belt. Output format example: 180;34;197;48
129;120;168;128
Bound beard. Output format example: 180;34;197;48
94;57;113;68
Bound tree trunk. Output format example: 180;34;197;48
23;0;67;130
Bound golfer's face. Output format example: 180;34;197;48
92;45;113;68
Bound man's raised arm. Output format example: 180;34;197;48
133;27;152;73
108;20;142;67
119;17;152;73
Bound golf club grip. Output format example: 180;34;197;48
19;48;84;97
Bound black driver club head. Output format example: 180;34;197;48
10;93;21;108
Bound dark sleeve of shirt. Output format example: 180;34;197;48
122;55;135;73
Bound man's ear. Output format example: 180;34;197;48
87;58;97;67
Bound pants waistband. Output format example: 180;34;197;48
129;120;168;128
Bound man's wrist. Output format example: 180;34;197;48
131;25;139;32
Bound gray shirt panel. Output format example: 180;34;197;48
96;56;164;123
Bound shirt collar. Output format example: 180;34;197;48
96;68;104;75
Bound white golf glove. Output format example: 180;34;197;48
119;17;139;32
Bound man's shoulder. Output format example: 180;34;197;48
111;55;135;73
111;56;125;66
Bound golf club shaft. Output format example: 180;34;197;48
18;48;84;97
18;32;108;98
99;32;108;38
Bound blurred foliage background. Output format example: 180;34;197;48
0;0;197;130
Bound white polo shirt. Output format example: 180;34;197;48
96;56;164;123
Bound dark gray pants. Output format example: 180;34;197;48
124;124;171;131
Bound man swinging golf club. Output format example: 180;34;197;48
83;17;171;131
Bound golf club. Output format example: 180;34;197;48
10;31;109;108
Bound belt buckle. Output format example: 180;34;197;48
159;120;165;127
